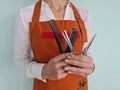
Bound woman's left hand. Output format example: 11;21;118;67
64;54;95;77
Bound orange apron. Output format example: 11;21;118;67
29;0;88;90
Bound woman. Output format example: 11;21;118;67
14;0;95;90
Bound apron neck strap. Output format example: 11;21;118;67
32;0;42;22
31;0;88;42
70;2;82;21
70;2;88;43
32;0;82;22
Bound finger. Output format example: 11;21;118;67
67;54;80;61
79;56;93;63
65;59;90;68
68;60;95;72
64;66;92;76
68;71;87;77
53;53;72;63
48;68;68;80
68;54;93;63
55;61;68;69
61;71;68;77
57;67;68;75
56;71;68;80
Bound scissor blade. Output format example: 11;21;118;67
87;33;97;49
62;31;74;53
82;33;97;55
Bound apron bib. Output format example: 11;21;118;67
29;0;88;90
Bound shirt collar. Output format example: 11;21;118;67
41;0;75;20
42;0;71;8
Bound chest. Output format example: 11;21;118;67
29;20;83;63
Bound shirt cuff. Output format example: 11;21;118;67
25;61;45;82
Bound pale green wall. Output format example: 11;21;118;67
0;0;120;90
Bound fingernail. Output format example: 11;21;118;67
65;59;69;63
64;67;69;70
67;55;72;59
68;71;72;74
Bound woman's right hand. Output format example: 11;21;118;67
41;53;70;80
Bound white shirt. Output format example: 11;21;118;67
14;0;92;81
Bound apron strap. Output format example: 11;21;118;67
32;0;42;22
31;0;87;42
70;2;88;43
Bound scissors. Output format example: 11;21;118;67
82;33;97;55
62;30;75;53
62;30;97;55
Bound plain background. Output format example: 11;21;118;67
0;0;120;90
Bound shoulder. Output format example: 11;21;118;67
76;6;91;22
75;6;92;32
16;3;36;23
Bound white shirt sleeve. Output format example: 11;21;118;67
84;12;93;57
14;11;45;80
78;7;93;57
14;1;93;81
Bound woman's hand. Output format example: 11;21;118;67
42;53;70;80
64;54;95;77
